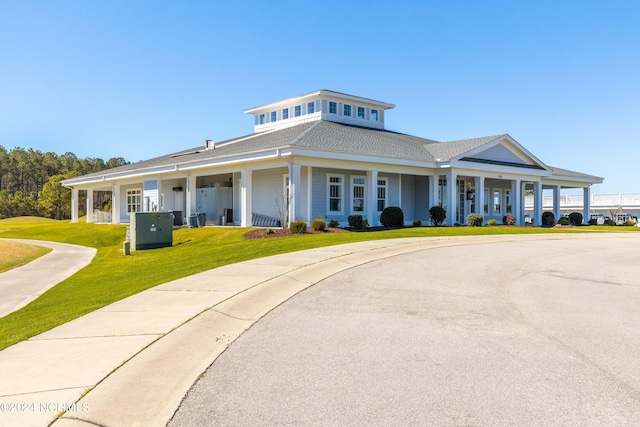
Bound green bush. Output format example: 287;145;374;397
466;213;483;227
487;219;497;226
327;219;340;228
311;218;326;231
429;206;446;226
502;215;516;225
568;212;583;225
558;216;570;225
412;220;422;227
380;206;404;227
542;211;555;226
347;215;364;229
289;220;307;234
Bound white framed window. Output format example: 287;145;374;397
307;101;315;114
377;178;387;212
329;101;337;114
126;189;142;214
270;111;277;122
438;178;446;210
352;176;365;213
343;104;351;117
327;174;344;213
357;106;365;119
371;109;378;121
294;105;301;117
493;189;502;215
259;114;265;125
283;108;289;120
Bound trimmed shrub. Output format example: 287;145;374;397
311;218;326;231
568;212;583;225
542;211;555;226
558;216;570;225
626;218;636;226
327;219;340;228
380;206;404;227
429;206;446;226
348;215;364;229
502;215;516;225
467;213;483;227
289;220;307;234
588;218;598;225
413;220;422;227
487;219;497;226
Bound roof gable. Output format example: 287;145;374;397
454;135;550;172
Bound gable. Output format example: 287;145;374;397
470;144;532;165
459;139;547;171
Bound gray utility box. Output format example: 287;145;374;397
130;212;173;251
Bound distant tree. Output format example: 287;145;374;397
106;157;129;169
38;171;80;220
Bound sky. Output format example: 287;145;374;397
1;0;638;194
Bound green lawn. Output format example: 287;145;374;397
0;217;637;351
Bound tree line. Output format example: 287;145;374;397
0;146;128;220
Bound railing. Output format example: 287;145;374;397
92;210;112;223
524;193;640;208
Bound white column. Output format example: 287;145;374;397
367;170;378;226
241;169;253;227
520;181;528;225
428;175;438;209
552;185;561;221
446;171;457;226
533;181;543;226
70;188;79;223
398;174;402;211
512;179;521;225
475;176;485;216
288;163;301;225
112;184;121;224
86;189;94;223
307;166;312;224
186;175;196;220
583;187;591;224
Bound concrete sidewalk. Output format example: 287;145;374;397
0;233;635;426
0;239;97;318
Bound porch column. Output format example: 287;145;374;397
241;169;253;227
306;166;313;224
512;179;521;225
288;163;301;226
445;170;457;226
475;176;485;216
367;170;378;226
583;187;591;224
112;184;121;224
70;187;79;223
428;175;438;209
533;181;543;226
520;181;528;225
86;189;94;223
186;175;196;220
552;185;561;221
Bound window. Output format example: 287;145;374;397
377;178;387;212
438;178;447;210
329;101;337;114
505;190;512;214
352;177;365;212
493;189;502;214
294;105;301;117
484;189;489;214
270;111;277;122
343;104;351;117
283;108;289;120
126;189;141;214
328;175;343;213
259;114;265;125
371;109;378;121
307;102;315;114
357;106;365;119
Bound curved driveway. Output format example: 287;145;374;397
171;235;640;426
0;239;97;318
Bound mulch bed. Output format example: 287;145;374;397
243;227;350;239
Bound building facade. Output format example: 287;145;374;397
63;90;603;227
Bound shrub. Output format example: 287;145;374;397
311;218;326;231
289;220;307;234
380;206;404;227
487;219;497;226
466;213;483;227
347;215;364;229
502;215;516;225
558;216;570;225
568;212;583;225
588;218;598;225
542;211;555;226
429;206;446;226
412;220;422;227
626;218;636;226
327;219;340;228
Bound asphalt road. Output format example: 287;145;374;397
170;236;640;426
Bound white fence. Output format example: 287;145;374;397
525;193;640;209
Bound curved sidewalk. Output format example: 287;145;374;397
0;233;636;426
0;239;97;318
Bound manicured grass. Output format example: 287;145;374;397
0;217;638;351
0;240;51;274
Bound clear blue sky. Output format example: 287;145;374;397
1;1;638;194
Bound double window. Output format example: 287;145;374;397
328;175;343;213
126;189;141;214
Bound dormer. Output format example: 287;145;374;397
244;89;395;133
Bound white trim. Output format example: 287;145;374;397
327;173;344;215
351;175;366;215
